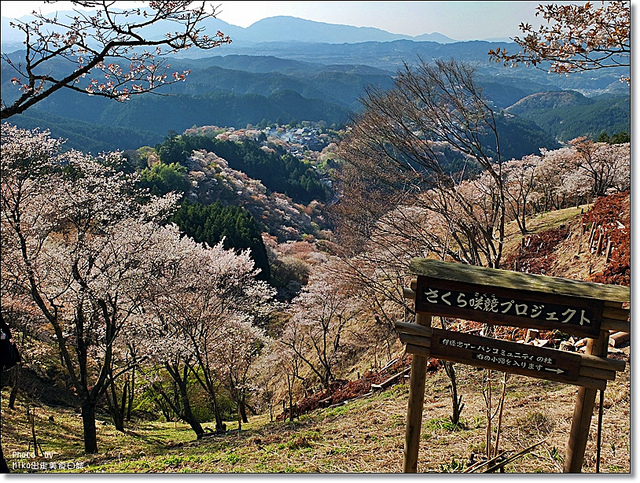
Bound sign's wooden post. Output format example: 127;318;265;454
402;313;431;473
396;258;629;473
563;329;610;473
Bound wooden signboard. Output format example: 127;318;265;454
398;258;630;474
409;258;630;306
429;328;582;384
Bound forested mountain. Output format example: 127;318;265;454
3;49;626;158
506;92;630;142
1;13;456;51
4;108;160;153
156;133;328;205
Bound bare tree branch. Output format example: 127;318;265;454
488;2;630;83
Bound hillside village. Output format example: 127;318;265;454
185;123;338;162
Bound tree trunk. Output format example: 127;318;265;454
286;373;295;422
0;440;9;473
81;400;98;454
105;381;125;432
444;361;464;426
162;362;205;439
210;391;224;433
240;394;248;423
176;380;204;438
181;401;205;439
126;366;135;422
8;366;19;410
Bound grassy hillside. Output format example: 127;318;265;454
2;351;629;473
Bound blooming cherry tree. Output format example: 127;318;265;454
281;262;359;390
1;123;179;453
489;2;630;82
501;155;542;234
142;232;276;433
213;315;270;430
1;1;231;119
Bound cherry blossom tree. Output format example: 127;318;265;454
280;262;359;390
103;329;147;432
133;299;208;439
250;343;284;422
213;316;269;430
335;203;437;361
1;123;179;453
1;1;231;119
567;137;630;199
531;140;630;212
530;145;577;211
142;232;276;433
501;155;542;235
273;336;306;422
489;2;630;82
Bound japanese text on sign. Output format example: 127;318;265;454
439;337;567;376
428;328;582;382
421;287;593;326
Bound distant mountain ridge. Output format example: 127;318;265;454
1;12;457;52
234;16;457;44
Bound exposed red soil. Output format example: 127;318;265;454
582;191;630;286
503;191;629;287
278;356;441;420
502;225;571;275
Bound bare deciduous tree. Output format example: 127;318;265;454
337;59;507;268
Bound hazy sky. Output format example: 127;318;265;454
0;1;575;41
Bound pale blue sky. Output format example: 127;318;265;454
0;1;585;41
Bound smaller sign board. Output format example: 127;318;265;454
429;328;582;384
415;276;604;337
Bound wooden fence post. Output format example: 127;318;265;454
588;225;596;248
563;329;610;472
605;239;613;263
595;231;604;254
403;312;432;473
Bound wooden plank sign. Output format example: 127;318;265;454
401;258;630;473
429;328;582;385
415;276;604;337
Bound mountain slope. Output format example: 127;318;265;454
8;109;162;153
506;92;630;141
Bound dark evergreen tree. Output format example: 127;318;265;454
171;201;270;281
154;134;327;204
156;132;189;165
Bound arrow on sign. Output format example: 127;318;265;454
544;367;566;375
